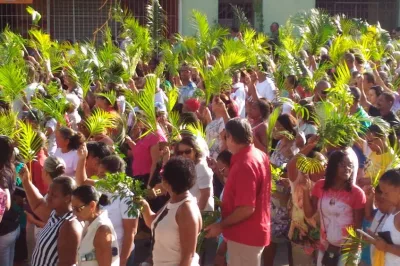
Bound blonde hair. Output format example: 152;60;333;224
44;156;66;179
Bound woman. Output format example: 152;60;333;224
21;166;81;266
281;75;301;114
72;185;119;266
125;113;167;189
303;150;366;266
76;145;138;266
287;139;326;265
55;126;85;177
140;157;202;266
367;85;383;107
247;98;270;154
206;96;229;159
271;114;299;167
369;169;400;266
176;136;214;212
363;125;395;186
0;136;19;266
24;156;66;236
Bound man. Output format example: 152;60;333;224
255;68;276;102
269;22;280;45
344;52;358;73
230;71;246;118
362;72;376;93
205;118;270;266
177;63;197;104
306;80;331;103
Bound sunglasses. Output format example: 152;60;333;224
176;149;193;156
72;204;87;213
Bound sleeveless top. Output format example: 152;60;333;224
31;210;76;266
151;195;200;266
381;210;400;266
77;210;119;266
288;172;320;252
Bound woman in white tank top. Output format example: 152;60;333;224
374;169;400;266
140;157;202;266
71;185;119;266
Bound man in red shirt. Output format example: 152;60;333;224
205;118;271;266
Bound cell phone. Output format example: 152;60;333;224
356;229;375;241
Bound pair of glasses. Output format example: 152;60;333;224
72;204;87;213
176;149;192;156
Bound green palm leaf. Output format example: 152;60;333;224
15;120;43;163
96;90;117;107
184;122;206;140
31;96;69;125
329;35;354;66
267;106;282;152
85;108;118;139
0;62;27;103
296;154;325;174
161;42;180;76
231;4;252;31
132;74;158;134
26;6;42;26
0;111;19;138
146;0;167;54
165;86;179;114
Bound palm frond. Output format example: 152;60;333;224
230;4;252;31
165;86;179;113
0;62;27;103
296;154;325;174
96;90;117;107
298;9;337;55
168;110;182;142
0;111;19;138
329;35;354;66
242;28;269;67
132;74;158;133
184;122;206;140
26;6;42;26
85;108;118;139
31;96;69;125
15;120;42;163
267;106;282;152
146;0;167;54
161;42;179;76
342;226;368;265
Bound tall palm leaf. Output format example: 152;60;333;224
85;108;118;139
0;111;19;138
242;28;269;67
161;42;179;76
267;106;281;152
26;6;42;26
230;4;252;31
329;35;354;66
15;120;43;164
0;62;27;103
146;0;167;54
0;27;27;65
96;90;117;107
31;97;69;125
165;86;179;114
297;9;336;55
132;74;158;134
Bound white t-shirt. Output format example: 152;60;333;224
46;118;58;156
256;78;276;102
231;82;246;118
54;148;78;177
13;83;45;115
190;160;214;212
103;193;137;250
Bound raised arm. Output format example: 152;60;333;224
75;144;95;186
357;75;373;111
20;165;52;222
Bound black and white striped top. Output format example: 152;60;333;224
31;210;76;266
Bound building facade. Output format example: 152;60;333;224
0;0;399;41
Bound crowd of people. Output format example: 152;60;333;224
3;5;400;266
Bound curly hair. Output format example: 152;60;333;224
162;157;196;194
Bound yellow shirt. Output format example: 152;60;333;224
365;149;396;181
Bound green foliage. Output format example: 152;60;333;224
146;0;167;54
184;122;206;140
293;9;336;56
0;62;27;103
84;108;118;139
31;96;69;125
342;226;368;265
26;6;42;26
270;165;284;192
296;154;325;174
15;120;42;163
96;90;117;107
267;106;282;152
0;111;19;138
132;74;158;134
230;4;252;31
94;172;146;218
329;35;354;66
197;198;221;253
161;42;180;76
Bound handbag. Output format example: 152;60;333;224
320;193;341;266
